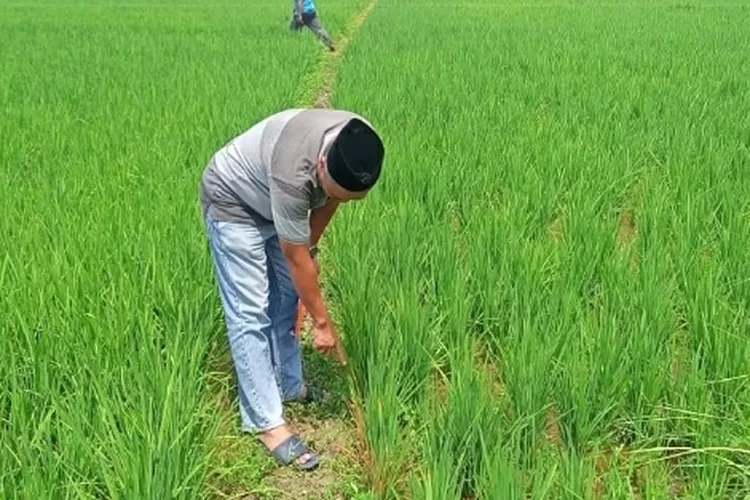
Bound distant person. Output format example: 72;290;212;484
199;108;385;470
289;0;336;52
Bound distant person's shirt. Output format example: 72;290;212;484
294;0;316;14
200;109;375;245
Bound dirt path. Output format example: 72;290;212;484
312;0;377;109
205;3;377;499
262;4;379;495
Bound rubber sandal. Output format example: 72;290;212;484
269;434;320;471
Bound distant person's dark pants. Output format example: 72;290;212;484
289;11;334;50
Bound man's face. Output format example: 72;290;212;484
316;154;369;203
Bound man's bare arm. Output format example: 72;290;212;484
309;199;340;247
280;240;330;328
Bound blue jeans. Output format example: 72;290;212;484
203;210;304;433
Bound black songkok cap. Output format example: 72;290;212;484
326;118;384;192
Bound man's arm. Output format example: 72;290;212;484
280;240;331;328
271;187;332;328
295;0;303;17
309;198;340;247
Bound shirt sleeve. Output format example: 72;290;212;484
270;181;310;245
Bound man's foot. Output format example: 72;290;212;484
258;425;319;470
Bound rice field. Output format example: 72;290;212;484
2;0;750;498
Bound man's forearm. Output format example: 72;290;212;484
286;251;330;327
295;0;303;15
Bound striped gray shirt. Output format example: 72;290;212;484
200;108;373;244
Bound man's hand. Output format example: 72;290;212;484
313;320;347;366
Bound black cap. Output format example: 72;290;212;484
326;118;384;192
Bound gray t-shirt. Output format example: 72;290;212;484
200;108;374;244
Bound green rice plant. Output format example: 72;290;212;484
409;338;503;499
6;0;748;497
331;0;750;496
0;0;367;496
476;437;529;500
